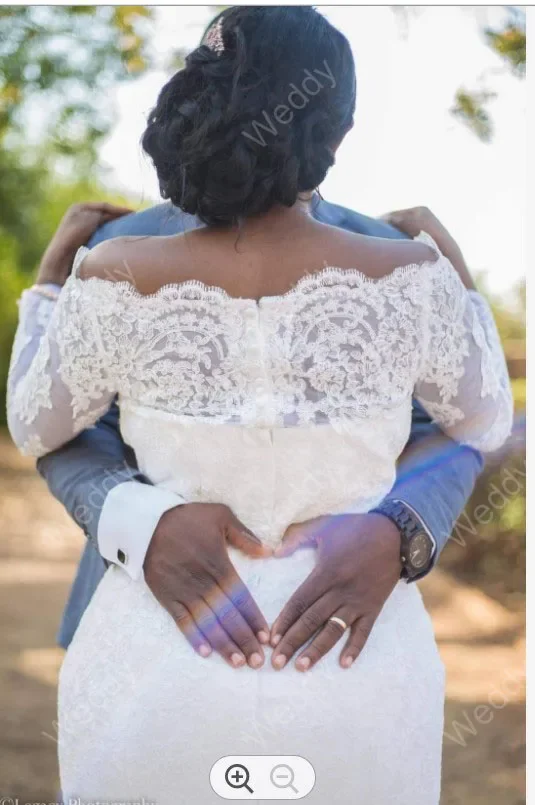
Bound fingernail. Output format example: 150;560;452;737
273;654;287;670
249;652;263;669
258;630;270;645
296;657;311;671
199;644;212;658
342;656;354;669
271;634;281;647
231;653;245;668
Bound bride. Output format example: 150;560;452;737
7;6;512;804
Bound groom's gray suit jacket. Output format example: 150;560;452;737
36;200;483;649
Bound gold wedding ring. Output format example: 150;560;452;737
328;616;348;631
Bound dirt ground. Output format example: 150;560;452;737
0;434;525;803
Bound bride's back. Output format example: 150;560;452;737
78;213;436;300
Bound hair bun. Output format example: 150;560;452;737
142;7;355;225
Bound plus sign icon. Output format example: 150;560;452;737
225;763;254;794
211;755;315;799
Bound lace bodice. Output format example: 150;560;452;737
7;233;513;460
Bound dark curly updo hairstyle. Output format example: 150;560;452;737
142;6;356;226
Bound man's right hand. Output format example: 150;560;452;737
144;503;271;669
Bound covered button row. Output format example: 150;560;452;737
244;305;263;360
244;305;272;425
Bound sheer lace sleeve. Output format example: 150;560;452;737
7;247;116;457
415;234;513;452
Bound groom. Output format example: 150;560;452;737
36;196;483;656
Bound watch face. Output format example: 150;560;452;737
408;532;433;570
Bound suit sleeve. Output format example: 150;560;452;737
383;399;483;574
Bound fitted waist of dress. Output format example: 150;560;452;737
119;399;411;429
118;402;410;548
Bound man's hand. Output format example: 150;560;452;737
380;205;476;290
270;514;402;672
381;205;447;241
144;502;272;669
36;202;133;286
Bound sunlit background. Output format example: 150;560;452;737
0;6;526;803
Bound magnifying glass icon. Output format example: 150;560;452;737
270;763;299;794
225;763;254;794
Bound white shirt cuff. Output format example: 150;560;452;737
97;482;186;580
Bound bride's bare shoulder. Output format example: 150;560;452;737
373;237;438;270
306;217;440;277
385;239;439;271
321;228;438;278
77;235;190;293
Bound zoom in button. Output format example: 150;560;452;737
225;763;254;794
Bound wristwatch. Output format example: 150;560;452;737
371;499;436;581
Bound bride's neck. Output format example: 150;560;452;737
228;195;316;237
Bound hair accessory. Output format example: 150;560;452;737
205;17;225;53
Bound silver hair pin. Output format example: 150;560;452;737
205;17;225;53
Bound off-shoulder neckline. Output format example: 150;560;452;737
70;231;443;305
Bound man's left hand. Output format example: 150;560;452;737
270;513;402;671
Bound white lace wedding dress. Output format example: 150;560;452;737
8;233;512;804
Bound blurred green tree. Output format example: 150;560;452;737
392;5;525;142
450;6;525;141
0;6;154;271
0;6;153;162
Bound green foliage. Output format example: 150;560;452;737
451;90;497;143
393;6;526;142
0;146;49;261
0;6;153;164
484;19;526;77
454;7;525;141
